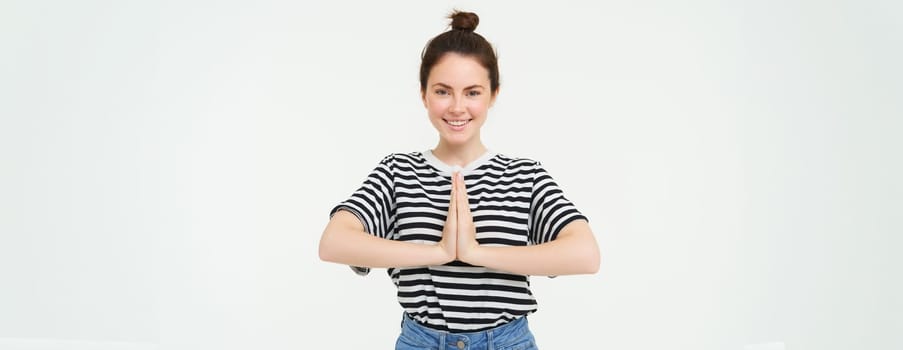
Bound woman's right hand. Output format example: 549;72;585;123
437;172;459;263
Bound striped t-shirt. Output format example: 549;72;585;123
329;149;588;332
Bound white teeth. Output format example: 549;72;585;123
446;119;469;126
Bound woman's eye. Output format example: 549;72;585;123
467;90;482;97
435;89;448;95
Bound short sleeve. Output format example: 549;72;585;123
528;161;588;245
328;154;397;275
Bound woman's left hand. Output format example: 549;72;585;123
454;172;480;262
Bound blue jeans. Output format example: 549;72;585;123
395;313;538;350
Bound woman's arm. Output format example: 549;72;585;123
451;172;600;276
318;209;456;268
461;219;600;276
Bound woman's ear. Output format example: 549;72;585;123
490;88;500;107
421;89;428;108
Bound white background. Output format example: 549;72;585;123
1;0;901;349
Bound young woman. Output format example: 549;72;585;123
319;11;600;350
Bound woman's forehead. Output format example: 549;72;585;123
429;54;491;87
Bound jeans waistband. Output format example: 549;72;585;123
400;313;531;348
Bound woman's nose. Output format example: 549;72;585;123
450;96;465;113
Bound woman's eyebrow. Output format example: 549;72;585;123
430;83;486;90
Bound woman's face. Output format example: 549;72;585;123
422;53;497;148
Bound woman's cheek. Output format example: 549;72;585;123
429;99;448;115
468;102;488;115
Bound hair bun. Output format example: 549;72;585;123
449;11;479;31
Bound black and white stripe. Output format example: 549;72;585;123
329;150;587;332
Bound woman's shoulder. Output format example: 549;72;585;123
491;152;543;169
371;151;432;170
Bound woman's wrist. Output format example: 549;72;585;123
434;242;456;265
457;243;485;266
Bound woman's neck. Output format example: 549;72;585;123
431;140;488;168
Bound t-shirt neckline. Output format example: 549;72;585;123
422;148;497;176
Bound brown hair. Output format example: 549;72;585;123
420;11;500;94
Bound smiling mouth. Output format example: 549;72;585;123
444;118;472;127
